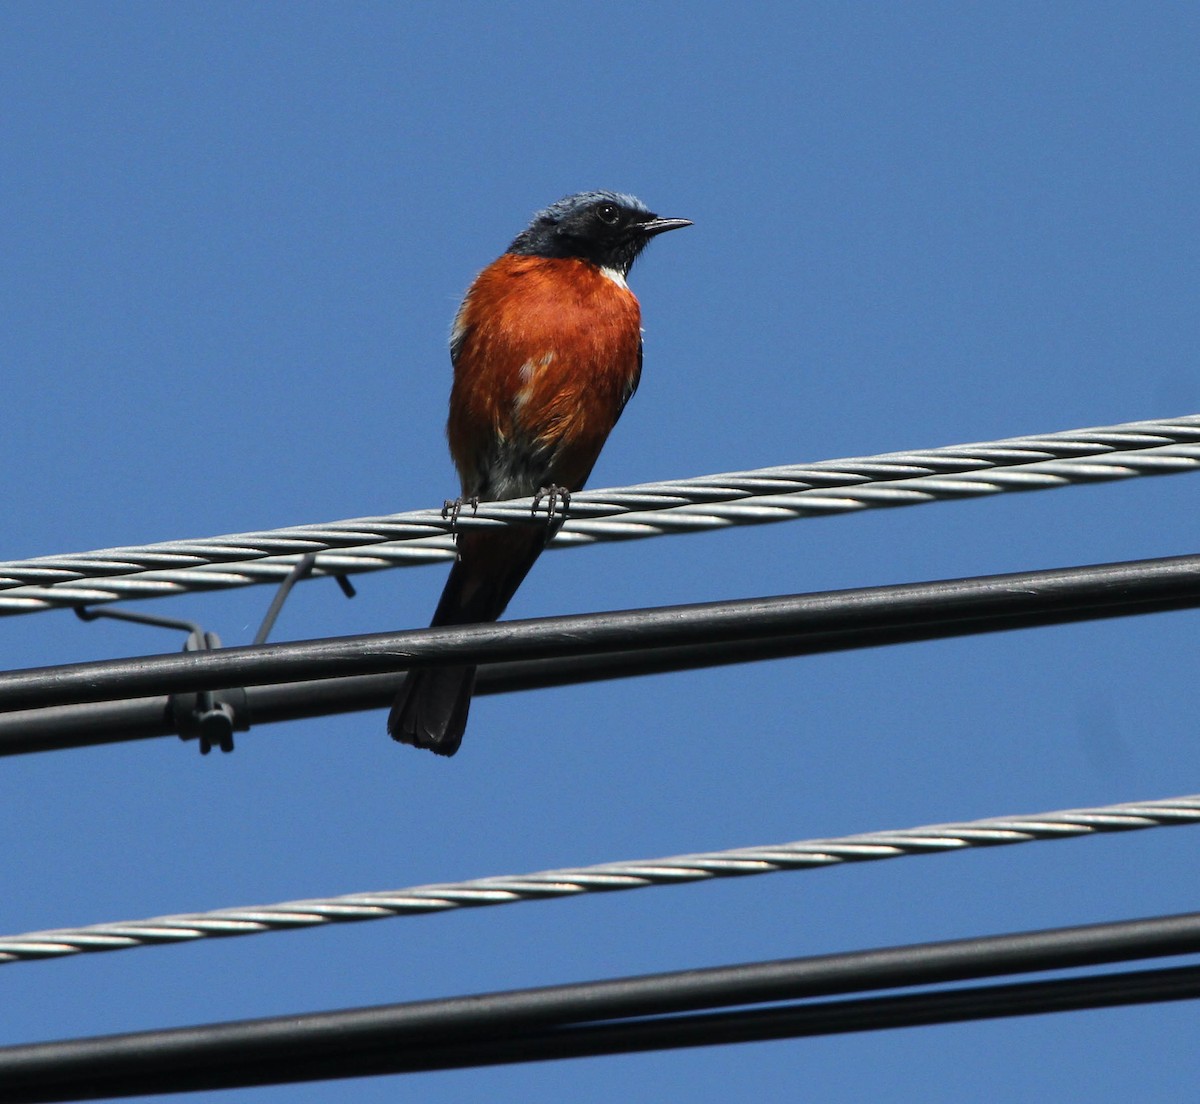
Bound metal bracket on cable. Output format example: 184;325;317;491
174;628;244;754
74;607;246;754
75;553;355;755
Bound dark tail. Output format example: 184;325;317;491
388;528;546;756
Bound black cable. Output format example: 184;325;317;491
1;552;1199;750
9;966;1200;1101
5;911;1200;1101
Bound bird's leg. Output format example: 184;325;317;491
531;485;571;544
441;495;480;534
531;485;571;518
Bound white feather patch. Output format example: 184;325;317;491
449;310;468;352
599;265;629;290
515;352;556;409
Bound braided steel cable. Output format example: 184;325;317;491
1;415;1200;615
2;794;1197;966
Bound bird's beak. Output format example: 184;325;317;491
640;217;693;238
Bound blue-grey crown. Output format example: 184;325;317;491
507;191;679;275
528;191;650;227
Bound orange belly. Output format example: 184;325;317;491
446;253;643;499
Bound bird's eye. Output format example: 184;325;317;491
596;202;620;224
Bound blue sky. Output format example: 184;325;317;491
3;2;1200;1100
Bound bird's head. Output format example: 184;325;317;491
508;191;691;278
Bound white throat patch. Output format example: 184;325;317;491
599;265;629;290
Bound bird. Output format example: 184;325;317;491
388;190;691;756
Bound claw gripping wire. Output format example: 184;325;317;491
0;415;1199;615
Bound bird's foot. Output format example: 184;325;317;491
531;485;571;539
441;495;479;533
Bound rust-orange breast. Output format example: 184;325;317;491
446;254;643;497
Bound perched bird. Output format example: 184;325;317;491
388;191;691;756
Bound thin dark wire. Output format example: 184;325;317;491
252;552;317;645
5;910;1200;1101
